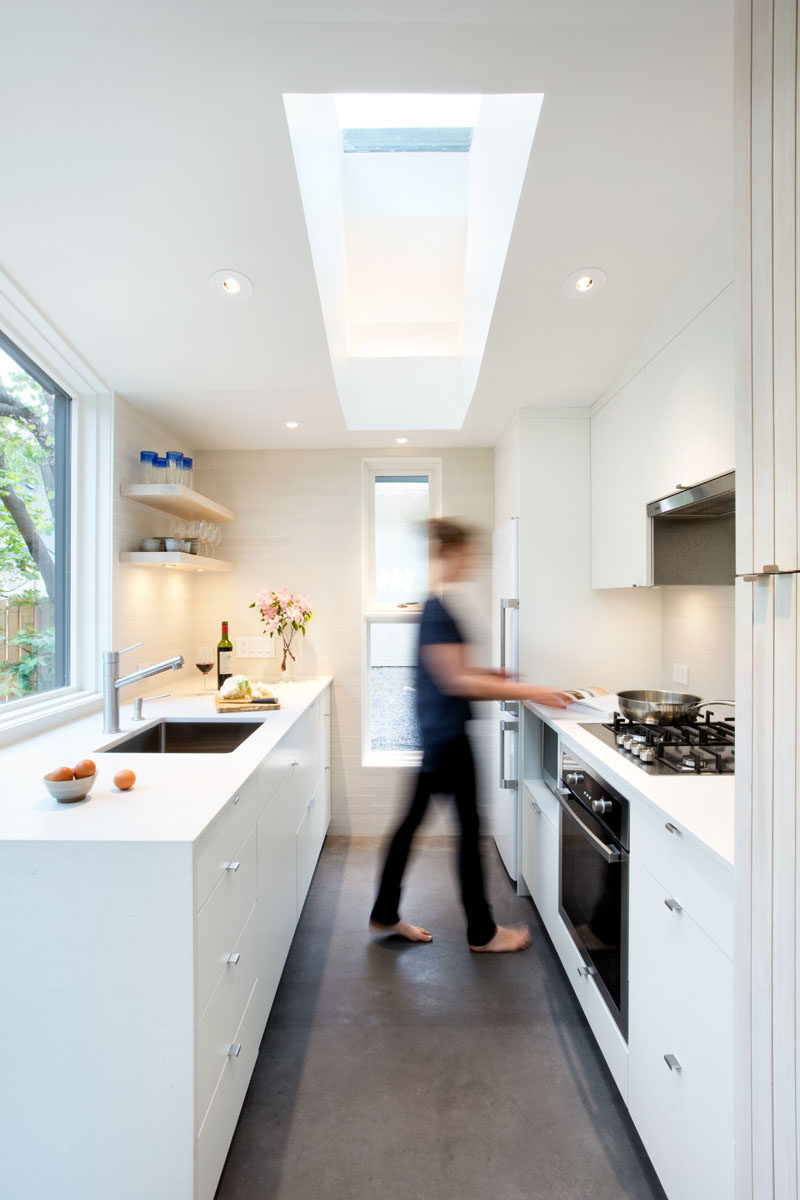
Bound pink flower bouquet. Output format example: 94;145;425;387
250;589;313;672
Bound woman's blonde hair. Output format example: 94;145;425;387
427;518;477;558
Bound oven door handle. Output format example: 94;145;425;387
557;792;622;864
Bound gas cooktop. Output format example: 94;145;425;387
581;711;735;776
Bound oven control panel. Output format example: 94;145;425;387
561;750;629;850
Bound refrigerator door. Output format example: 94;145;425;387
491;518;520;880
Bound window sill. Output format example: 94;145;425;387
0;690;102;749
362;751;422;769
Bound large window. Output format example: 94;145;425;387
0;330;70;706
363;459;441;762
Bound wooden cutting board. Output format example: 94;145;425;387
215;694;281;712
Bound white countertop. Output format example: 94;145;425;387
524;701;735;869
2;677;331;844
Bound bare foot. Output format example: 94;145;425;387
469;923;531;953
369;918;433;943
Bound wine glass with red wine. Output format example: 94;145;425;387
196;646;214;695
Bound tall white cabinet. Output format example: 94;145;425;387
735;2;800;1197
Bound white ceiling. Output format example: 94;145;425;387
0;0;733;449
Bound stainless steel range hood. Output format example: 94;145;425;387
647;471;735;585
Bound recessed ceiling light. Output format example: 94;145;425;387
285;421;300;429
562;267;607;298
209;269;254;299
395;436;410;444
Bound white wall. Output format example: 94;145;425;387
190;446;494;836
660;587;735;701
112;397;197;697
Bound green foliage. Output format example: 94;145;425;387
0;624;55;698
0;362;55;600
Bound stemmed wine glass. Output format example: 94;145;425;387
196;646;214;695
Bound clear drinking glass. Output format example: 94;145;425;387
196;646;214;695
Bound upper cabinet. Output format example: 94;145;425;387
591;285;735;589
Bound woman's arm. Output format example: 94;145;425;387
421;642;570;707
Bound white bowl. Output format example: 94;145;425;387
164;537;183;551
43;772;97;803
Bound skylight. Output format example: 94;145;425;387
334;93;481;129
342;127;473;154
284;92;544;431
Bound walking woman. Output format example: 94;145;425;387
370;518;569;953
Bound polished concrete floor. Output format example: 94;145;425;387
215;834;666;1200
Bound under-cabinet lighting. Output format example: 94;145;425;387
395;436;410;444
285;421;300;429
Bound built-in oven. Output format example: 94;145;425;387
557;750;629;1040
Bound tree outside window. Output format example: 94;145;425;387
0;332;70;703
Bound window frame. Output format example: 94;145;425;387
361;457;441;766
0;328;72;697
0;271;112;746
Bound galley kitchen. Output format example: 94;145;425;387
0;4;797;1200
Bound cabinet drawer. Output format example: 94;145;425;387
296;775;326;913
548;909;628;1101
630;801;733;957
282;701;321;803
258;747;292;814
520;785;558;930
629;856;733;1142
195;774;259;911
196;828;257;1016
629;990;733;1200
197;901;259;1127
196;976;262;1200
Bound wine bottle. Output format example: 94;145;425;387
217;621;233;690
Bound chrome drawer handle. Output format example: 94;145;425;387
577;965;595;978
664;822;680;836
307;793;318;810
226;952;240;965
227;1043;242;1058
225;861;240;872
664;1053;681;1072
664;898;683;913
530;799;542;814
290;760;300;768
233;795;240;805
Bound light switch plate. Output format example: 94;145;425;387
672;662;689;685
237;636;275;658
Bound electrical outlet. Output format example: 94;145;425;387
236;636;275;658
672;663;689;686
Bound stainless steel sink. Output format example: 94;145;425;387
101;720;263;754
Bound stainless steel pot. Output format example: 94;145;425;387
616;689;735;724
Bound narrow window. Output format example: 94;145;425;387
363;459;441;762
0;330;70;705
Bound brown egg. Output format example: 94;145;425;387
113;769;136;791
45;766;74;782
73;759;96;779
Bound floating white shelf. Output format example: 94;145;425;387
120;483;234;523
120;552;232;572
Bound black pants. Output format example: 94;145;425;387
370;735;497;947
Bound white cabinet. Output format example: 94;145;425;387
590;372;651;589
591;286;734;589
628;810;734;1200
0;685;331;1200
519;781;558;930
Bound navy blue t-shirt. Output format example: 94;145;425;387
416;595;472;767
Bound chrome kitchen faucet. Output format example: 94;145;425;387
102;641;184;733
